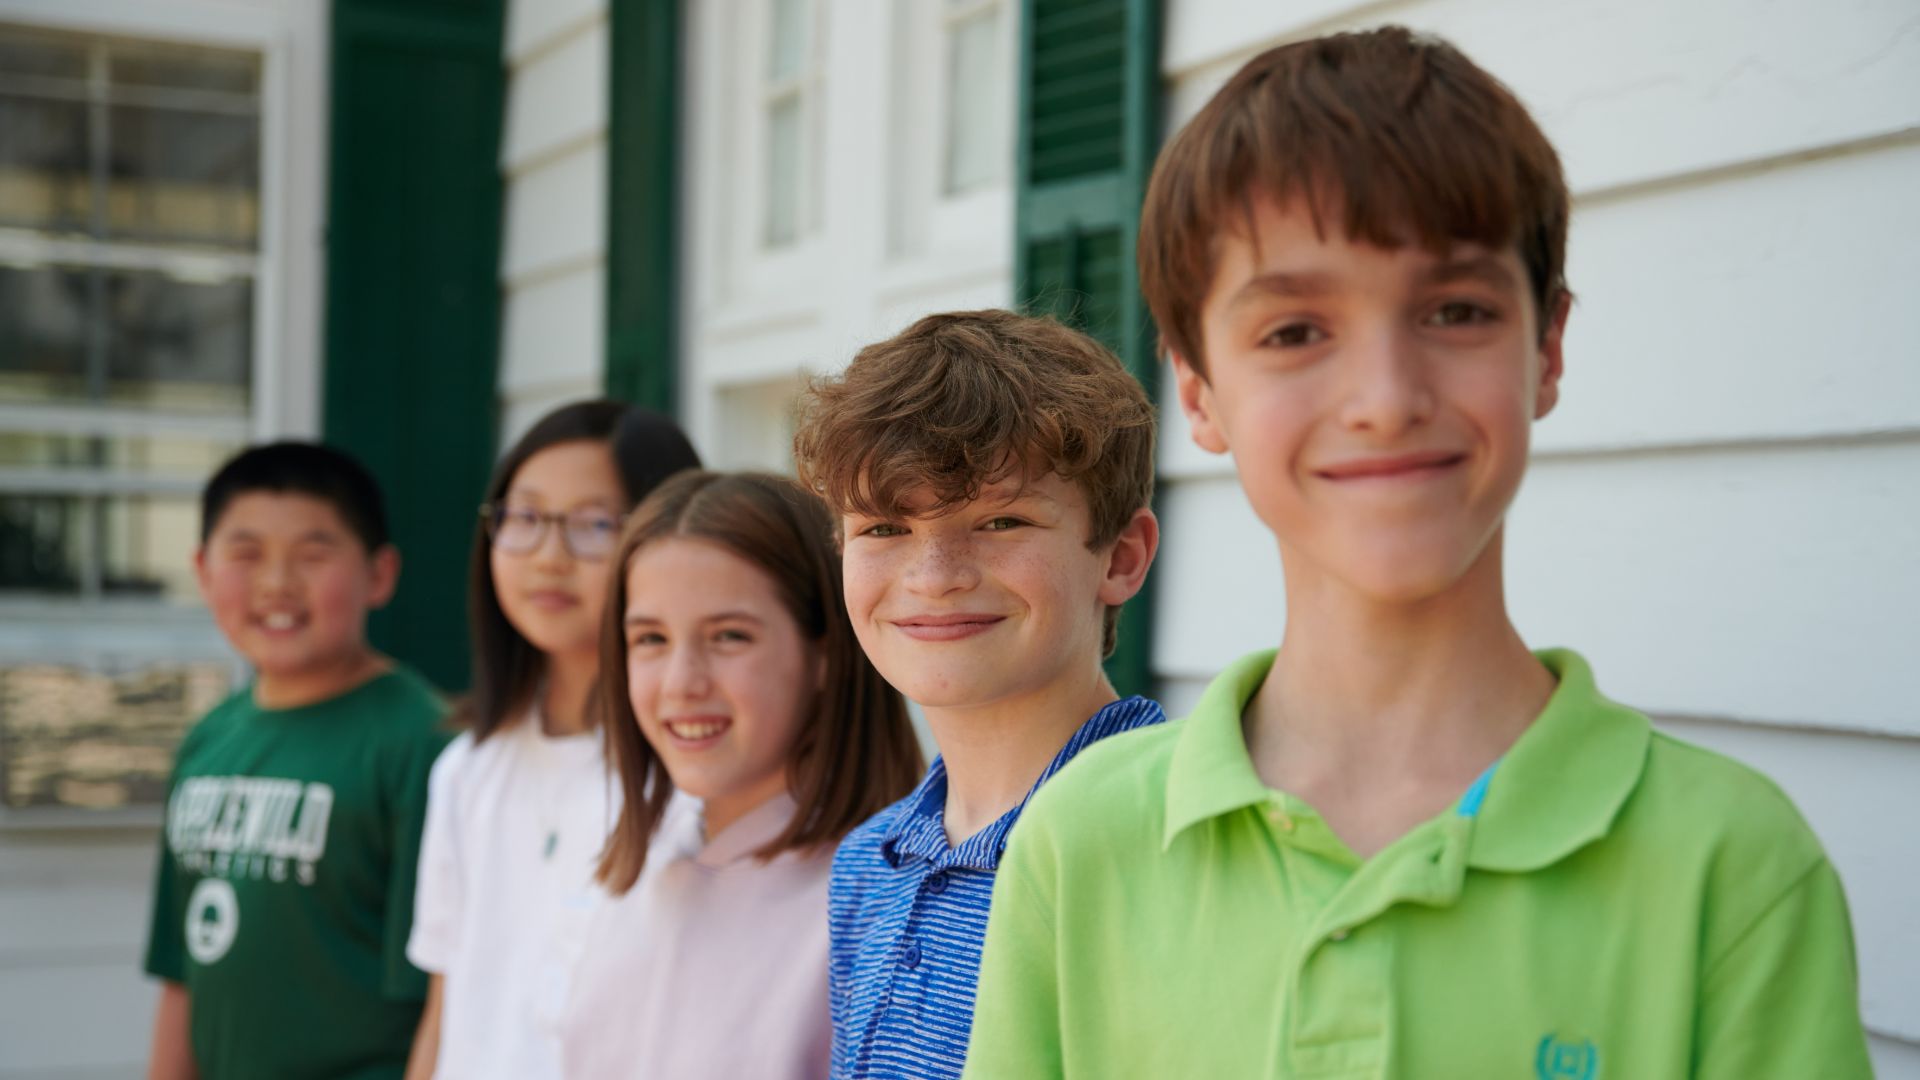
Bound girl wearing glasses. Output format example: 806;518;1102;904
559;471;923;1079
404;401;700;1080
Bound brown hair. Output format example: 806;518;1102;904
1139;25;1571;371
594;471;923;893
791;309;1155;656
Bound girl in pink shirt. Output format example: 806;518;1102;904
562;471;923;1079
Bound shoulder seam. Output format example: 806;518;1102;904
1701;854;1831;985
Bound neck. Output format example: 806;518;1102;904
539;650;599;736
254;646;388;711
1249;534;1554;845
702;774;789;843
923;663;1119;845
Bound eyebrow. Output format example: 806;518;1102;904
1223;270;1336;312
1423;254;1519;292
220;529;341;546
623;610;767;627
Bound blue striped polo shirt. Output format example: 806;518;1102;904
827;695;1166;1079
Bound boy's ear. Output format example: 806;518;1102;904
192;546;213;602
1533;290;1571;420
1171;350;1230;455
366;544;401;610
1097;507;1160;607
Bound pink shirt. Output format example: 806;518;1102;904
559;793;832;1080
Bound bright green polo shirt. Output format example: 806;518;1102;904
964;649;1871;1080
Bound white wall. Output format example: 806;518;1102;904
679;0;1016;472
0;0;329;1074
1155;0;1920;1070
497;0;609;444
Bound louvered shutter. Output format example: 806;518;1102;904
1015;0;1162;698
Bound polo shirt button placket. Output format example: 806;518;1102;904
1265;804;1295;832
901;940;922;970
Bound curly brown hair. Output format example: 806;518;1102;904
792;309;1155;656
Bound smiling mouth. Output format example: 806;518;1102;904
1315;451;1466;481
664;717;730;742
255;612;307;633
892;614;1005;641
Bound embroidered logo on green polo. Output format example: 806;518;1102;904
1535;1034;1598;1079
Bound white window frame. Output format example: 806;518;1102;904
877;0;1014;302
720;0;827;312
0;0;322;825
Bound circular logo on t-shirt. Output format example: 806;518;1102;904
185;878;239;965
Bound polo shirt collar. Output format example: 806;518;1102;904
1466;648;1650;871
1162;648;1651;872
1163;649;1277;849
885;695;1165;872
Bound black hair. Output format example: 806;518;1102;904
201;442;390;551
463;400;702;740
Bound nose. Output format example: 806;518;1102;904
902;532;980;598
1337;323;1435;438
257;551;297;594
661;642;711;703
531;515;574;570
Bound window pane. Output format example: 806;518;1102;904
100;493;200;599
945;9;1005;194
0;432;241;474
0;264;252;413
107;104;259;246
0;493;200;600
1;661;233;810
0;264;85;402
0;494;83;593
768;0;808;83
111;43;259;96
0;24;88;81
0;92;90;234
765;95;802;247
106;268;253;412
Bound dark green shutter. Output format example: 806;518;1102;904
323;0;506;692
604;0;681;414
1016;0;1162;699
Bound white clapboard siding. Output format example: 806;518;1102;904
497;2;608;446
1165;0;1920;196
0;831;161;1078
1153;0;1919;1068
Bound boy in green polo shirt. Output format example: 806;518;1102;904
964;27;1872;1080
143;443;450;1079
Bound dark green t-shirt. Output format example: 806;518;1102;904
143;665;451;1080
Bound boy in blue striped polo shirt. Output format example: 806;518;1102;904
792;309;1167;1079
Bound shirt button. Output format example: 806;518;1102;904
901;941;922;970
1329;928;1350;942
926;872;948;894
1265;805;1295;831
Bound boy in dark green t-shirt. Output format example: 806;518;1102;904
144;443;450;1079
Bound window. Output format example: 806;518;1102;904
761;0;817;249
0;23;261;815
942;0;1008;195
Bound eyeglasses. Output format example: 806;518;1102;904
480;503;624;560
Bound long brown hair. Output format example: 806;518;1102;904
595;471;923;893
462;401;700;740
